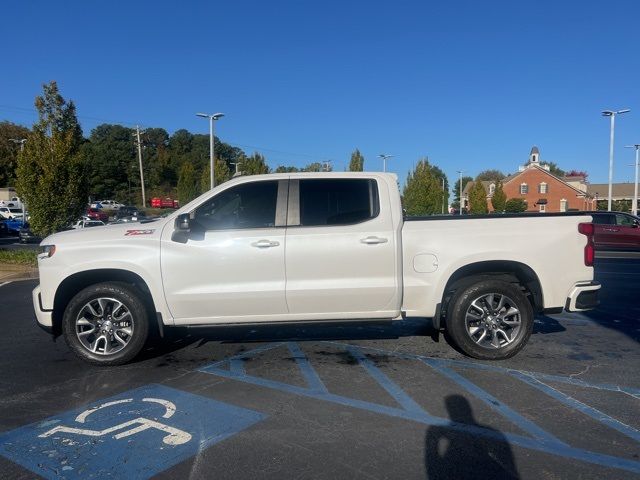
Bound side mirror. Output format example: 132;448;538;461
176;213;191;231
633;219;639;228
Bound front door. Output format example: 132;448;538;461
161;179;288;324
284;177;400;318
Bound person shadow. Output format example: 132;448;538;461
425;395;519;479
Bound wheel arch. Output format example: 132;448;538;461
51;269;156;337
438;260;543;329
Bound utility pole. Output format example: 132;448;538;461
10;139;27;220
322;160;333;172
134;126;146;208
625;144;640;216
457;170;465;215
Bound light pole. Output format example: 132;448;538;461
196;112;225;189
378;154;394;172
625;145;640;216
9;138;26;152
457;170;465;215
602;109;630;211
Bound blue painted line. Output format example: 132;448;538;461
286;342;328;393
421;358;568;447
511;371;640;444
346;345;431;417
0;384;266;480
229;358;245;375
201;364;640;474
324;341;640;396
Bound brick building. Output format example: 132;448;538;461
463;146;595;213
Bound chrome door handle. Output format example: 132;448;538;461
251;239;280;248
603;228;619;232
360;236;388;245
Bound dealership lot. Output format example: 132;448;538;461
0;257;638;479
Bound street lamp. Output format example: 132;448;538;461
456;170;465;215
196;112;225;189
9;138;26;152
625;145;640;216
602;109;630;211
378;154;394;172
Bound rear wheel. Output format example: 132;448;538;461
445;279;533;360
62;282;150;366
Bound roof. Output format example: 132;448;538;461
530;146;539;155
587;183;637;198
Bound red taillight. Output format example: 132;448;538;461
578;222;595;266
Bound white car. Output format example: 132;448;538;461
33;172;600;365
71;219;105;229
0;207;23;219
97;200;122;210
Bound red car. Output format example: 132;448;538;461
86;207;109;223
591;212;640;251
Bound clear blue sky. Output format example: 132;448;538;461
2;0;640;188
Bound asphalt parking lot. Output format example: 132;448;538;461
0;256;638;479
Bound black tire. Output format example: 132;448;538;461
445;279;533;360
62;282;150;366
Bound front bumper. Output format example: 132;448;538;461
32;285;54;334
565;281;601;312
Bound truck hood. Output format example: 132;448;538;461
41;219;167;246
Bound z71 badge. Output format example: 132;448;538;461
125;229;155;236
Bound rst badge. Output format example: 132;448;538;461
125;229;155;236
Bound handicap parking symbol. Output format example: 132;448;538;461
0;384;266;479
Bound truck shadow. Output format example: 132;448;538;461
139;315;567;363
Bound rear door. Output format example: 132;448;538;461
284;177;400;318
615;214;640;249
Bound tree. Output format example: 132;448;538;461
476;169;505;182
242;153;270;175
303;162;323;172
349;149;364;171
84;124;136;202
0;121;31;187
468;179;488;214
402;159;446;216
275;165;299;173
565;169;589;180
491;181;507;212
541;161;564;177
504;198;527;213
200;158;231;192
15;81;87;236
177;162;199;205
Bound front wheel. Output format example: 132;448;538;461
445;279;533;360
62;282;150;366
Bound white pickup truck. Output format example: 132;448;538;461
33;173;600;365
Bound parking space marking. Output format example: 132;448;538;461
0;384;266;480
199;341;640;474
0;281;11;288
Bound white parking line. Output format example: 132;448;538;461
0;281;12;288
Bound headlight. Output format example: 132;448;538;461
39;245;56;259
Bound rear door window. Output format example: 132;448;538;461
298;179;379;226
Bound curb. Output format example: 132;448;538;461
0;263;38;282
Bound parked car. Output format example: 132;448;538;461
150;197;179;209
32;172;600;366
97;200;122;210
72;219;106;229
19;223;43;244
0;219;8;236
590;211;640;251
4;218;25;234
86;207;109;223
115;205;144;220
0;207;23;219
